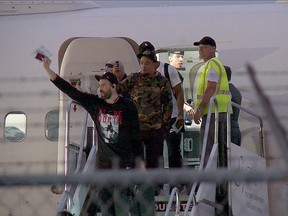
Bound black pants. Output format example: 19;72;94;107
200;113;227;168
141;128;165;168
97;184;131;216
200;113;229;215
165;117;183;168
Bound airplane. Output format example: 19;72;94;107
0;1;288;216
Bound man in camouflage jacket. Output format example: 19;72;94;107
118;49;172;216
118;50;172;169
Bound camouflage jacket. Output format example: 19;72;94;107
118;72;173;130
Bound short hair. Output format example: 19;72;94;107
224;65;232;81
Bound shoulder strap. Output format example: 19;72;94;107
164;63;171;82
178;71;184;83
164;63;184;83
163;63;177;98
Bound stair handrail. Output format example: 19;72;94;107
164;187;181;216
56;99;90;214
226;101;265;216
183;96;219;216
226;101;265;157
75;110;89;173
56;189;74;213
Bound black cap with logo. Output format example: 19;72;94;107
139;41;155;53
95;72;118;85
193;36;216;47
137;50;157;62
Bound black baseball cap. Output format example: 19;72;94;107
139;41;155;53
95;72;118;85
193;36;216;47
168;50;184;56
137;50;157;62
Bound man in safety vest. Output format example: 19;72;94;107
193;36;231;168
193;36;231;216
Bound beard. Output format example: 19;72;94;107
100;89;112;100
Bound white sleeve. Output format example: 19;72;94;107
207;67;219;83
168;65;181;87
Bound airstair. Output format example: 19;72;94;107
54;38;268;216
55;94;268;216
163;97;268;216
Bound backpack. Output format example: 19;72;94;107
163;63;184;98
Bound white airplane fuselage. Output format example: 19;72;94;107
0;2;288;216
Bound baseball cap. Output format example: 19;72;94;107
137;50;157;62
168;50;184;56
139;41;155;53
193;36;216;47
105;59;124;69
95;72;118;85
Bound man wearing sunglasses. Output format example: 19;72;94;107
105;59;127;82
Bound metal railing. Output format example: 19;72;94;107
57;99;93;214
183;96;219;216
56;97;266;215
226;101;264;157
164;187;180;216
226;101;265;216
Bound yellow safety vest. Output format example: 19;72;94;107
196;57;231;115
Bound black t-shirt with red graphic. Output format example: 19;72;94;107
52;76;144;169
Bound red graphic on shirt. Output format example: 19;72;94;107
98;109;122;144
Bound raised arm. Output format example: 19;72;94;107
42;57;58;81
41;57;98;112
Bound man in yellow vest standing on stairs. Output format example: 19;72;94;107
193;36;231;167
193;36;231;215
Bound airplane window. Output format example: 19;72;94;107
4;112;26;142
45;110;59;141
